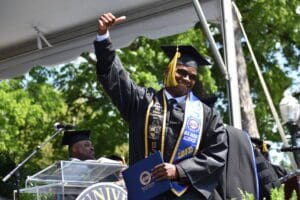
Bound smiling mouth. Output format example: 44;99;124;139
178;83;191;89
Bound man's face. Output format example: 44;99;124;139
71;140;95;160
165;65;197;97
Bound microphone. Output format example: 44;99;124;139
54;122;75;130
280;146;300;152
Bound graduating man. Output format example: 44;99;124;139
94;13;228;199
62;130;95;161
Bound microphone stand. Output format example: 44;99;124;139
2;127;64;200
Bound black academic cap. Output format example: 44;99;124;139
62;130;91;147
161;45;210;68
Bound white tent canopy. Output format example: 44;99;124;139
0;0;221;79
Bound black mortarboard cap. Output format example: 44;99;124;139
161;45;210;68
62;130;91;147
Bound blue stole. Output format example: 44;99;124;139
144;91;204;197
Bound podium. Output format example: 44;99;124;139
15;159;126;200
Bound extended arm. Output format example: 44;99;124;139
94;13;151;122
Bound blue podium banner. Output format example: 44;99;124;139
122;152;172;200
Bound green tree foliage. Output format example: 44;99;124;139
234;0;299;140
0;77;66;163
0;74;67;197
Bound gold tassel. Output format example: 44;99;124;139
164;50;181;87
262;142;268;153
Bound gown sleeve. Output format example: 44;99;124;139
94;39;154;122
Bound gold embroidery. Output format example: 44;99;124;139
177;146;194;160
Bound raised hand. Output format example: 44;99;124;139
98;12;126;35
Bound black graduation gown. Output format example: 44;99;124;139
221;125;259;200
94;39;228;199
221;125;282;200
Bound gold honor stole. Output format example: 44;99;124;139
144;91;204;197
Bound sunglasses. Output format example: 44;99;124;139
176;69;197;81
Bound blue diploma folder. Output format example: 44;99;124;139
122;151;172;200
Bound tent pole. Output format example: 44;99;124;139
220;0;242;129
192;0;229;80
192;0;242;128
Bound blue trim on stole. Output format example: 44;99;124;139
171;93;204;196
